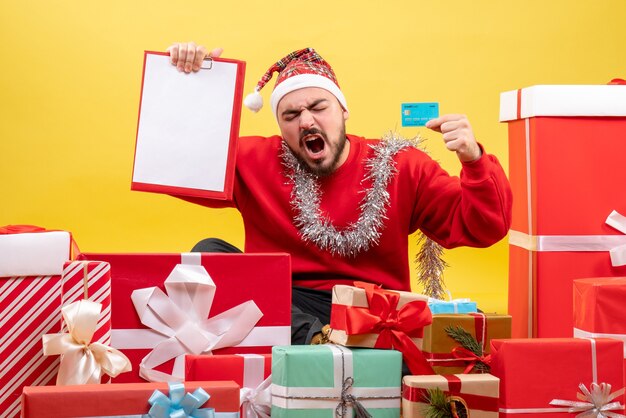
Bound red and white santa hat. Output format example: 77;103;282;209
243;48;348;118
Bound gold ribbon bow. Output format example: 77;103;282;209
550;383;626;418
42;300;131;385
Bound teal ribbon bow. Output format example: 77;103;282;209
148;382;215;418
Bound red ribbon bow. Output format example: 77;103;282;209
342;281;434;375
451;346;492;374
0;225;47;234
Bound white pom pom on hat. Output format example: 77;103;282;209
243;47;348;118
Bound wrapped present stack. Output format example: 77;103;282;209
8;82;626;418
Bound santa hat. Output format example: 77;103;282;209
243;48;348;117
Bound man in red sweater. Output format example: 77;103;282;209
168;43;513;344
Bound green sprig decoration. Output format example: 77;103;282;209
415;232;449;299
421;388;468;418
445;325;491;373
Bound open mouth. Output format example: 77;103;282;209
304;135;325;155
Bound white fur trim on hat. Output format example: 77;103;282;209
270;73;348;118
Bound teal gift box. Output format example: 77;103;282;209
428;297;478;314
271;345;401;418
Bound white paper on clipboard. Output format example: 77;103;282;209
132;52;244;199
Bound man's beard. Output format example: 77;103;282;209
293;126;347;177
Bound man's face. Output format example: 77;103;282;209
276;87;350;176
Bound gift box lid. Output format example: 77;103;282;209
500;84;626;121
0;228;72;276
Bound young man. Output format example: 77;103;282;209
168;43;513;344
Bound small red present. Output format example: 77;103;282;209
21;380;240;418
186;353;271;417
491;338;625;416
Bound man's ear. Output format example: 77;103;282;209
343;109;349;121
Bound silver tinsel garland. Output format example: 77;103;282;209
281;132;424;257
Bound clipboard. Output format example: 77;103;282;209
131;51;246;200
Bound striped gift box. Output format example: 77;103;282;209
0;228;72;418
0;277;63;418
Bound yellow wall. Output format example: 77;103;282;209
2;1;625;313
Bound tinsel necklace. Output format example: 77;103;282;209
281;133;420;257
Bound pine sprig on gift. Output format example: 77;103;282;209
445;325;491;373
415;232;449;299
421;388;468;418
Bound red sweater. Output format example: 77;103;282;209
185;134;512;292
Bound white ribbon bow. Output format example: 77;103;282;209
131;263;264;382
550;383;626;418
42;300;132;385
240;376;272;418
606;211;626;266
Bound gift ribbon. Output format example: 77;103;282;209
402;375;498;412
271;344;400;415
574;328;626;357
129;253;264;382
451;347;492;374
238;354;271;418
499;338;626;416
334;281;434;375
78;382;239;418
42;300;131;385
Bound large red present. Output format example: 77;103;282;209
491;338;625;416
500;85;626;338
21;380;240;417
186;353;272;417
77;252;291;382
0;226;74;418
574;277;626;385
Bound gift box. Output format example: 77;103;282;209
500;85;626;338
0;226;75;418
402;374;499;418
491;338;625;416
77;252;291;382
574;277;626;385
186;353;272;417
329;282;433;375
422;313;511;374
271;345;402;418
428;297;478;314
21;380;240;417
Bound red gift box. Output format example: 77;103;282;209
0;226;75;418
574;277;626;385
491;338;625;416
500;85;626;338
186;353;272;417
77;252;291;382
21;380;240;418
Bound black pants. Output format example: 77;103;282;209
191;238;327;344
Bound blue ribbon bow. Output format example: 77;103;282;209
148;382;215;418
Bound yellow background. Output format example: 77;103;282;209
2;1;625;314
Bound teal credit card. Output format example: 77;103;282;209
401;102;439;127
